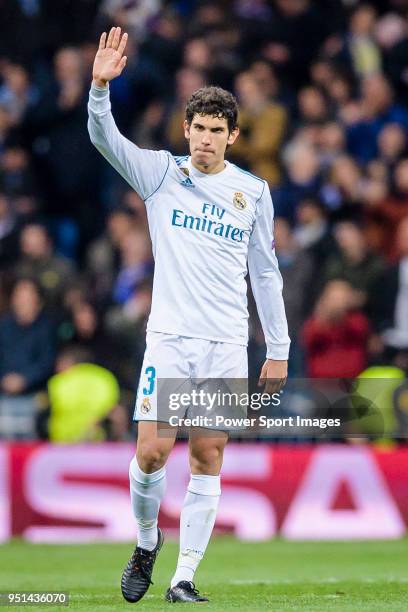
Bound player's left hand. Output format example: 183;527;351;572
258;359;287;394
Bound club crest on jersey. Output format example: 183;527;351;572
140;397;151;414
180;167;189;176
233;192;247;210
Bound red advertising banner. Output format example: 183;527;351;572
1;443;408;542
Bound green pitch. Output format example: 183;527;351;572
1;538;408;611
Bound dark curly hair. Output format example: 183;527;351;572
185;86;239;133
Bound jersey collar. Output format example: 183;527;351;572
187;157;233;179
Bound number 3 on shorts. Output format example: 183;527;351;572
143;366;156;396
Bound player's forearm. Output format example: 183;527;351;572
88;83;113;139
248;185;290;360
87;84;171;200
87;84;136;188
249;253;291;359
250;272;291;360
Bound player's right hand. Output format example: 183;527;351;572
92;27;128;88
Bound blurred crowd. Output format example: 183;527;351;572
0;0;407;441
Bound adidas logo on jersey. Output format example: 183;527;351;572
180;176;195;188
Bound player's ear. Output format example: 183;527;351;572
227;126;239;146
183;120;191;141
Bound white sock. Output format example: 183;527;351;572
129;456;166;551
171;474;221;588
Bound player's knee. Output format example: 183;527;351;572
190;444;223;474
136;444;168;473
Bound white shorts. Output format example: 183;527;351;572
133;331;248;423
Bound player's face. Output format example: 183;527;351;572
184;114;239;173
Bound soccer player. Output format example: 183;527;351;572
88;27;290;604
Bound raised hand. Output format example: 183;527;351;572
92;27;128;88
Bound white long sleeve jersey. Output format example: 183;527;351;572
88;85;290;359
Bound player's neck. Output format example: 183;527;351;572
191;158;226;175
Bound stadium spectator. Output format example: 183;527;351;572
275;217;314;333
96;0;162;43
375;217;408;355
297;85;330;127
25;47;100;249
261;0;328;88
183;37;212;73
120;190;147;226
345;73;408;163
164;67;206;154
326;70;356;119
303;280;371;378
111;227;153;306
375;12;406;53
86;207;137;305
339;3;382;78
0;278;56;439
293;198;334;263
249;60;287;107
384;15;408;104
47;345;121;443
0;146;37;199
0;278;56;394
231;70;287;185
274;217;314;374
322;155;363;213
140;9;183;78
317;122;346;169
0;0;44;67
14;223;76;309
0;63;38;124
133;100;166;151
377;123;407;171
63;300;118;372
366;158;408;260
273;140;321;220
293;198;336;312
105;278;152;391
323;220;385;312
